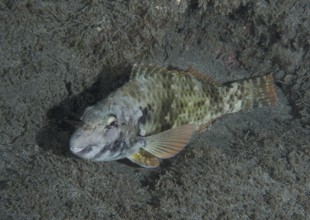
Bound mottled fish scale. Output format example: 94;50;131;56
129;66;210;134
70;64;277;168
126;65;277;136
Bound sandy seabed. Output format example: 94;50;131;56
1;1;309;219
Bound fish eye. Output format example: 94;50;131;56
106;114;118;128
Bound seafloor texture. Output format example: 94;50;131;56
1;0;309;219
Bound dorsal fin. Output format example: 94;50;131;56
130;64;217;85
185;66;219;85
130;64;174;81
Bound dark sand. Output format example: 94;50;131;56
1;1;309;219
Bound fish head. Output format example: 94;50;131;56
70;104;138;161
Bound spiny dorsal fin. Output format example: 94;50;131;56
185;66;219;85
142;124;196;159
127;149;160;168
131;64;218;85
130;64;173;81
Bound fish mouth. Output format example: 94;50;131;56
71;144;97;157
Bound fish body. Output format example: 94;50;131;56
70;64;277;168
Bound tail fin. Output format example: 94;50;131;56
222;74;277;113
254;74;277;106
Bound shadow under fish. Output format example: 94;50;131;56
35;65;131;158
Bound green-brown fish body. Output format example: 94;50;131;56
70;64;277;168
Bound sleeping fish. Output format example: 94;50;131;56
70;64;277;168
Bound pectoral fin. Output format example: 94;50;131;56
142;124;196;159
128;149;160;168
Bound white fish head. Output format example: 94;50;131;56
70;104;137;161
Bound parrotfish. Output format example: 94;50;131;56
70;64;277;168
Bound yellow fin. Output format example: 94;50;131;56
143;124;196;159
128;149;160;168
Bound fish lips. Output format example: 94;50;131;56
71;144;96;158
69;127;124;161
69;129;103;160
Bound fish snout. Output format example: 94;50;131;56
69;131;86;154
71;144;96;157
69;129;104;159
70;136;100;159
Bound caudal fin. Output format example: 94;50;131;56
249;74;277;107
222;74;277;112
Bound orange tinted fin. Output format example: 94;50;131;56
142;124;196;159
128;149;160;168
248;74;277;107
261;74;277;105
131;64;218;85
224;74;278;111
185;66;219;85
